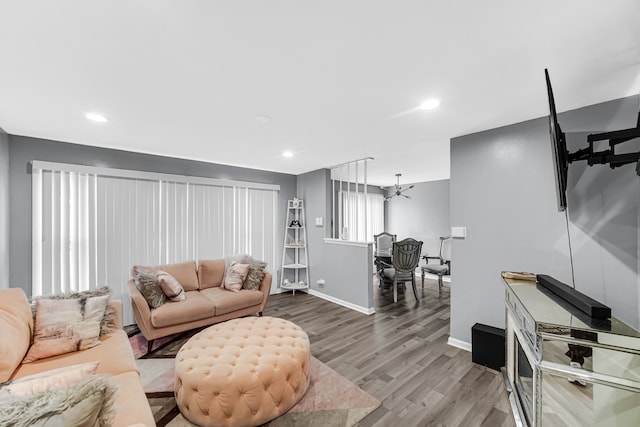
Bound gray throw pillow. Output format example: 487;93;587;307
241;256;268;291
134;268;166;308
0;375;115;427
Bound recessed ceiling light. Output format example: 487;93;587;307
283;151;293;158
85;112;108;122
419;99;440;110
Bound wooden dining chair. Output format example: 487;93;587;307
421;236;452;297
381;238;423;302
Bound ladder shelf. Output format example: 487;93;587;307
280;199;309;294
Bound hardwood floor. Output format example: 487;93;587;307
263;277;515;427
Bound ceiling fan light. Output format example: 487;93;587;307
385;173;414;200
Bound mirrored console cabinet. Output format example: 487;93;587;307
502;276;640;426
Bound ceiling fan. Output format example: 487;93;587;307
384;173;414;201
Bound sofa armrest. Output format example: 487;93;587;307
128;280;155;340
107;299;124;330
257;272;272;313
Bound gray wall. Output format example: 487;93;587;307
297;169;331;291
0;128;9;289
385;179;450;257
298;169;374;311
8;135;297;294
450;95;640;345
561;98;640;329
315;240;373;310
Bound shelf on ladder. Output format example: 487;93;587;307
280;198;309;294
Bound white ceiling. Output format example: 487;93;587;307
1;1;639;186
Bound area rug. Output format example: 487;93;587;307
130;331;381;427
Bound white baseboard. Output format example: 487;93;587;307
448;336;471;352
307;289;376;315
271;287;375;315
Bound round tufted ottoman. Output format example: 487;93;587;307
174;316;311;427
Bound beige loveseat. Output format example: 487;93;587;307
0;287;155;427
129;259;272;351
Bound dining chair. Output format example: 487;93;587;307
421;236;452;297
373;232;396;287
381;238;423;302
374;232;395;257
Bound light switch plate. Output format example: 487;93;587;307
451;226;466;239
315;217;324;226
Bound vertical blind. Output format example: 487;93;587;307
330;157;381;241
339;191;384;242
32;161;278;325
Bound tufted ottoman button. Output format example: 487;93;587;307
174;317;311;427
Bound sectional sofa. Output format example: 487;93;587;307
0;287;155;426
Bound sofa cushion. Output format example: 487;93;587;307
198;258;225;290
151;291;215;328
0;362;99;396
134;260;199;291
23;295;110;363
0;288;33;382
12;330;138;380
200;287;264;316
108;371;155;427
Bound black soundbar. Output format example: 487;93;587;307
536;274;611;319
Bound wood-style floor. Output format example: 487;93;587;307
263;277;515;427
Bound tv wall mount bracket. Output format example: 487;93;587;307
567;112;640;175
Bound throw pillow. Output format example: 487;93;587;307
0;375;115;427
23;295;110;363
241;256;268;291
223;254;268;291
223;261;250;292
157;270;186;302
31;286;115;336
133;267;166;308
0;362;99;396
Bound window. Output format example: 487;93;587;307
32;161;278;325
330;157;382;242
339;192;384;242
